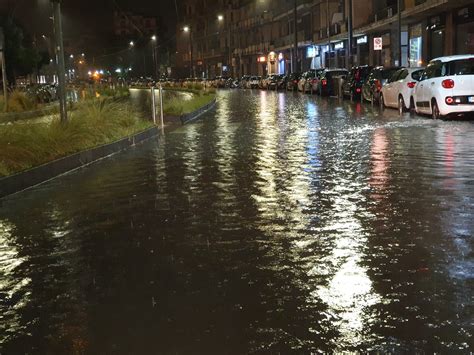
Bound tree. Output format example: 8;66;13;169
0;15;46;84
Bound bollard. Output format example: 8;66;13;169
151;87;156;124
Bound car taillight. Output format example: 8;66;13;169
375;79;382;91
445;97;454;105
442;79;455;89
407;82;416;89
322;79;327;86
356;87;361;93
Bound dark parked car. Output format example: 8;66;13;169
299;69;325;93
286;72;301;91
342;65;373;99
362;66;402;103
240;75;251;89
268;74;285;90
317;69;349;96
277;75;288;90
24;84;58;103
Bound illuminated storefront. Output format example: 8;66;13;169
409;24;423;67
278;53;285;74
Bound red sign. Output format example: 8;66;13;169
374;37;383;51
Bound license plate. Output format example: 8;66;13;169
469;96;474;103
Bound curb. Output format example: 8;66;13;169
0;126;159;199
179;98;217;124
0;104;59;123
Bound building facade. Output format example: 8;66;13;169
176;0;474;78
114;11;158;38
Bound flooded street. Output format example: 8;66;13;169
1;90;473;353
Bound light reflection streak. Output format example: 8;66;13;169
0;221;31;344
213;93;237;211
369;128;390;202
306;128;380;348
181;123;201;196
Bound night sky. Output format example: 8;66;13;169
1;0;180;55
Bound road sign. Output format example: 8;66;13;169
374;37;383;51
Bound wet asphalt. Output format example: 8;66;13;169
1;89;473;353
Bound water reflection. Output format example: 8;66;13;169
0;90;473;353
0;221;30;345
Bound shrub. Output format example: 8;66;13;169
7;90;37;112
0;99;153;177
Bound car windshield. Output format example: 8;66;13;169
354;67;371;80
446;59;474;75
382;68;399;79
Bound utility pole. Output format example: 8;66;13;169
326;0;330;68
51;0;67;123
347;0;353;69
397;0;402;66
0;28;8;112
293;0;298;73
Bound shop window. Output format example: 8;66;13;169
409;37;422;67
456;22;474;54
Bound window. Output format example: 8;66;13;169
382;68;399;80
423;61;442;79
447;59;474;75
398;69;409;80
411;69;424;81
388;70;402;83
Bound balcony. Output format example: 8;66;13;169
274;31;305;49
372;6;398;22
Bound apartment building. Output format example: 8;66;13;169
177;0;474;78
114;11;158;38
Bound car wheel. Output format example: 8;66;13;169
409;97;415;114
379;93;385;109
431;100;441;119
398;96;406;115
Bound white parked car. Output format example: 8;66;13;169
380;67;425;114
413;55;474;119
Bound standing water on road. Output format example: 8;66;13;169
1;90;473;353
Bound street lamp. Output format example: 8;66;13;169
151;35;158;78
129;41;134;47
216;14;233;77
183;26;194;77
50;0;67;122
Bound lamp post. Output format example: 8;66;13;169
51;0;67;123
0;28;8;112
347;0;353;69
151;35;159;79
293;0;298;73
183;26;194;78
397;0;402;66
218;13;233;77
